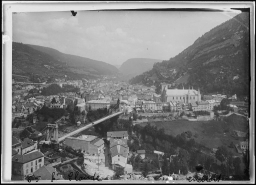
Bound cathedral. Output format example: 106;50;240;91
161;84;201;104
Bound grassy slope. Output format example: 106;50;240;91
139;116;249;152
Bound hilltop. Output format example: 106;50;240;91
119;58;162;80
130;13;250;97
27;44;118;76
12;42;118;82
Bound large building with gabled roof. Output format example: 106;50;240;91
12;150;44;177
161;85;201;104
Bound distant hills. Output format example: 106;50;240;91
119;58;162;80
130;13;250;97
12;42;118;82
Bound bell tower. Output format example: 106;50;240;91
198;88;201;102
188;86;190;104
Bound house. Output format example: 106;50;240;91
111;144;129;169
33;165;63;180
190;102;198;111
65;135;104;155
240;139;249;152
107;131;128;140
110;138;128;148
195;101;210;111
21;138;38;155
128;95;138;107
137;150;146;159
162;103;170;112
20;127;42;141
155;103;163;112
124;164;133;174
13;104;26;113
24;102;38;114
85;93;99;102
12;150;44;176
169;101;178;112
153;93;162;103
86;100;110;111
143;101;156;111
12;136;22;155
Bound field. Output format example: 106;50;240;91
138;116;249;154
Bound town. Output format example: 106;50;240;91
11;76;249;181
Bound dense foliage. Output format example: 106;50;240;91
35;106;66;122
41;84;79;96
87;108;119;137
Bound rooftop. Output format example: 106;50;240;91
33;165;63;180
76;135;98;142
12;136;21;146
107;131;128;138
90;137;104;147
137;150;146;154
110;145;129;158
197;101;209;105
165;89;199;96
12;150;44;164
21;138;35;149
110;138;128;148
87;100;110;104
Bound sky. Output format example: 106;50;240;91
13;10;240;66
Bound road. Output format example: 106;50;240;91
53;157;78;167
58;111;123;142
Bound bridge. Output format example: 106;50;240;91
58;111;123;142
39;110;124;144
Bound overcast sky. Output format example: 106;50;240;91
13;10;240;66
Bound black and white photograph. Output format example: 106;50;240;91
2;1;255;183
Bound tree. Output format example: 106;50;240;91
142;162;150;177
204;156;214;171
77;157;84;166
133;112;138;121
114;167;124;179
242;150;249;179
51;97;57;104
162;157;170;175
220;98;231;110
129;154;136;166
215;146;228;164
134;155;141;170
117;98;120;106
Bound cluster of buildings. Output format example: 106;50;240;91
65;135;105;164
64;131;132;174
12;75;249;180
107;131;132;173
12;135;64;180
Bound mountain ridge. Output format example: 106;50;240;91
119;58;163;80
130;13;250;97
27;44;118;75
12;42;118;82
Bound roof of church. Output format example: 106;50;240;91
165;89;199;96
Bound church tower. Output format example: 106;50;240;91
198;88;201;102
188;86;190;104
